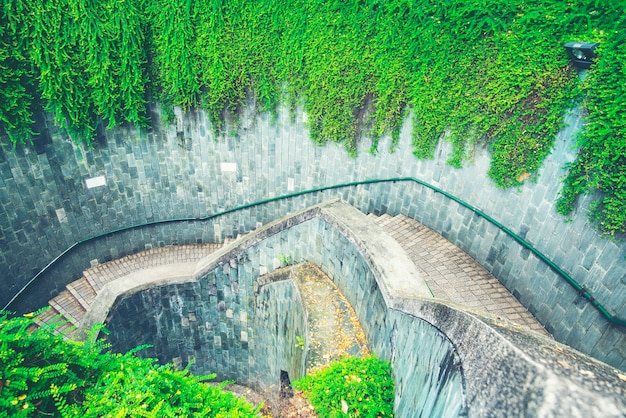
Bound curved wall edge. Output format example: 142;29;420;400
85;200;625;416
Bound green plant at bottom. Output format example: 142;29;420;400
294;355;394;417
0;309;260;417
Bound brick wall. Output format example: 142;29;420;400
0;102;624;369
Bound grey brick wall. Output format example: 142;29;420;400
105;264;307;392
94;201;623;416
0;102;624;369
103;210;464;416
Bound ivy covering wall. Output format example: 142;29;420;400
0;0;624;235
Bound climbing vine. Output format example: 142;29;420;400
0;0;624;234
0;0;36;145
556;18;626;236
4;0;149;144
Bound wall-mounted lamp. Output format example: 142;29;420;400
564;42;598;69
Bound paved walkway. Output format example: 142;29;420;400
292;262;369;371
372;213;549;336
36;243;221;333
36;211;548;338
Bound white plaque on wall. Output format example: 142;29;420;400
220;162;237;172
85;175;106;189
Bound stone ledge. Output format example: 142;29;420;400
390;297;626;416
319;200;433;302
75;262;196;339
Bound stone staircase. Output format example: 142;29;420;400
34;212;548;338
35;243;222;334
370;213;549;336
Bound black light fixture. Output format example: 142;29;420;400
564;41;598;69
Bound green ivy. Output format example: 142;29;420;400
5;0;149;144
0;0;624;234
149;0;201;110
0;0;36;145
557;23;626;236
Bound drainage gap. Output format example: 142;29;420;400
279;370;293;399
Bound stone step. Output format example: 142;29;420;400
38;243;223;335
49;291;86;326
34;304;60;327
84;264;113;294
67;277;97;310
33;306;74;335
373;213;394;226
223;233;246;248
377;213;550;336
84;243;222;293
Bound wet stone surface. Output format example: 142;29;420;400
292;262;369;372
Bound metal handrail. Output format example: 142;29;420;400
4;177;625;328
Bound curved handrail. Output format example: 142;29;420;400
3;177;625;328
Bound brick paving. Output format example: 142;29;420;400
84;243;222;293
39;243;222;332
38;215;548;338
373;214;550;336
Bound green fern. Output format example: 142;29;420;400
0;310;260;417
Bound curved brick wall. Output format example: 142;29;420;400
0;103;624;369
76;201;625;416
105;267;308;393
86;203;466;416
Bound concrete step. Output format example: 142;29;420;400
49;291;86;326
374;213;550;336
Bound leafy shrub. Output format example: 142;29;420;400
294;355;395;417
0;310;259;417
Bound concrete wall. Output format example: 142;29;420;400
86;201;625;417
1;102;624;369
100;203;466;416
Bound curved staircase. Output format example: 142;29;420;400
35;213;548;337
371;213;549;336
35;243;222;334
